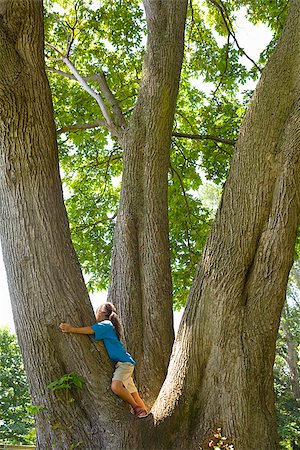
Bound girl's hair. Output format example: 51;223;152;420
96;302;121;340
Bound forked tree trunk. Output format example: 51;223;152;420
108;0;188;404
0;0;188;447
0;0;300;449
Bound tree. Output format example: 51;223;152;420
0;328;35;444
275;294;300;449
0;1;299;449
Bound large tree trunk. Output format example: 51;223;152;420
108;0;188;405
151;1;300;448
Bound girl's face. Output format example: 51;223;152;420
97;308;107;322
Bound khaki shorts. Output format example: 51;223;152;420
112;362;137;394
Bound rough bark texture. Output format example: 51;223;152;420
108;0;188;405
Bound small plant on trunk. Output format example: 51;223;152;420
47;372;86;403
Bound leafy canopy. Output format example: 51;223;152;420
44;0;288;307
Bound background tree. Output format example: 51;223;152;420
0;0;299;449
0;328;35;445
274;275;300;450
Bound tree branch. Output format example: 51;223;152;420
62;57;113;127
64;1;80;57
57;120;107;135
213;32;230;96
170;163;193;255
46;43;126;141
72;212;118;232
46;66;100;82
172;131;236;146
93;72;127;130
47;67;127;129
209;0;262;73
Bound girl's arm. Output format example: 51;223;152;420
59;323;94;335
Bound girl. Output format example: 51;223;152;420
59;302;148;418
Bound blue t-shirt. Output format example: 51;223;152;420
90;320;136;366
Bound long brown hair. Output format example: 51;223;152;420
96;302;121;340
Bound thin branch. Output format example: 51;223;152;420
46;59;127;135
172;131;236;146
187;0;196;42
170;163;193;255
214;140;232;157
57;120;107;135
176;110;196;132
72;212;118;232
189;0;194;17
213;32;230;96
46;66;99;82
45;42;123;140
64;1;80;57
209;0;262;73
49;64;127;129
62;57;113;127
94;72;127;130
46;43;109;118
173;140;195;166
63;155;122;183
101;148;118;199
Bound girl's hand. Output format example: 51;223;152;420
59;323;73;333
59;323;94;335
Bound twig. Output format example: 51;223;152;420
170;163;193;255
209;0;262;73
72;212;118;232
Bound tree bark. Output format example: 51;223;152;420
108;0;188;405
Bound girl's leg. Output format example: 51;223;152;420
111;380;138;408
131;391;147;411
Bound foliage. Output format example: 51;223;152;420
48;372;86;403
44;0;287;308
0;328;35;445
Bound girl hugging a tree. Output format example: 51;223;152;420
59;302;148;418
